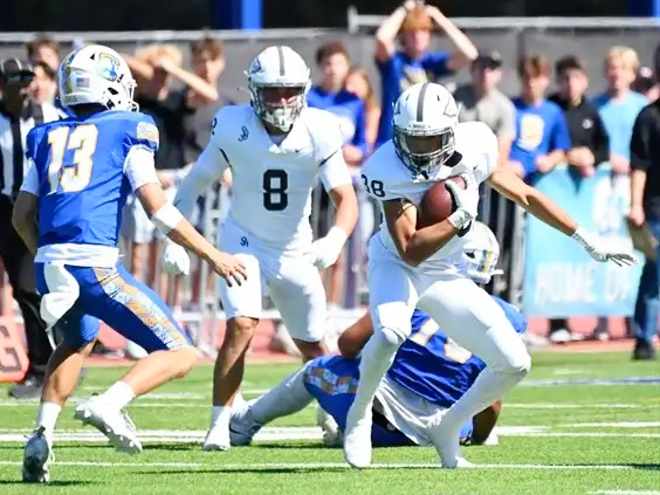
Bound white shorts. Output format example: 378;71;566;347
218;218;327;343
367;234;528;371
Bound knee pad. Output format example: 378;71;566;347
504;347;531;378
377;326;407;349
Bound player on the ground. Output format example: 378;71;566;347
12;45;246;483
165;45;358;451
230;222;521;449
343;82;635;469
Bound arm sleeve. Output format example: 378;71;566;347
123;146;160;191
473;124;499;183
20;159;39;194
630;111;652;171
174;142;228;217
592;112;610;166
320;150;352;192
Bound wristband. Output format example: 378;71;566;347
152;203;184;234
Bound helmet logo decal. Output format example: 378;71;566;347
97;52;120;82
250;58;263;75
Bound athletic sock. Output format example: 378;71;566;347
250;367;313;425
99;381;136;410
350;329;401;418
210;405;231;431
35;401;62;442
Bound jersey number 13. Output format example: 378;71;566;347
47;124;98;194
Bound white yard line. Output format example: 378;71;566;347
561;422;660;428
590;491;660;495
0;460;654;471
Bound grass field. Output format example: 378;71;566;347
0;351;659;494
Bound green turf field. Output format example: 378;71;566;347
0;351;659;494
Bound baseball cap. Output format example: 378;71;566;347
474;51;503;69
0;58;35;83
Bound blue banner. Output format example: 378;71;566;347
523;165;643;317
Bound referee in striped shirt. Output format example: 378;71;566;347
0;58;61;398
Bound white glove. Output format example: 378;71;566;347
572;227;636;266
310;226;348;269
161;241;191;275
445;177;478;231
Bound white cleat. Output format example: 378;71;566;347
22;427;53;483
203;426;231;451
428;416;464;468
343;405;373;468
74;398;142;454
229;406;261;446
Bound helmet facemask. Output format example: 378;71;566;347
393;125;455;178
249;83;307;132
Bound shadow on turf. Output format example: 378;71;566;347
0;480;98;487
135;468;348;476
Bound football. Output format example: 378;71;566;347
417;176;467;228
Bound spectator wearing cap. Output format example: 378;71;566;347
626;44;660;361
454;51;515;166
374;0;477;146
25;35;60;73
632;66;660;102
0;59;62;398
509;55;571;181
546;55;610;343
594;46;647;176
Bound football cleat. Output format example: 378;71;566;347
22;426;53;483
343;406;373;468
74;398;142;454
203;425;231;451
427;414;464;468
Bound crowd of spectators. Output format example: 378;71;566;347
2;0;660;377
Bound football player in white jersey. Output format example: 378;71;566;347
343;82;635;469
165;46;358;451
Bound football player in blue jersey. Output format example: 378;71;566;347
229;222;521;449
12;45;246;483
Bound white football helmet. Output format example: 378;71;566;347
462;221;503;285
393;82;459;177
58;44;137;112
246;46;311;132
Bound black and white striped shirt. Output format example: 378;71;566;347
0;101;61;199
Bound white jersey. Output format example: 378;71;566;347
361;121;498;271
175;104;352;251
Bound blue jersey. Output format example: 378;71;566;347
376;51;453;146
26;110;159;249
509;98;571;179
307;86;367;156
387;297;527;409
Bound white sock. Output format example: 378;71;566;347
36;401;62;441
250;367;313;425
210;405;231;431
99;381;135;410
350;329;401;417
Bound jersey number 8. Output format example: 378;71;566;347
263;169;288;211
47;124;98;194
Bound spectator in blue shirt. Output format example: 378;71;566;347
308;41;367;167
509;55;571;181
374;0;477;146
594;46;648;176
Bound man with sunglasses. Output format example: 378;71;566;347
0;59;62;399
